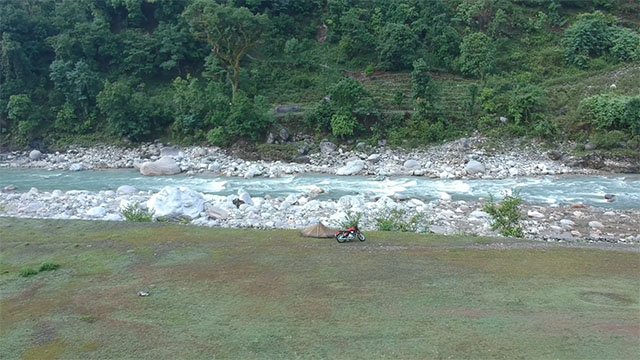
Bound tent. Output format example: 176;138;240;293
300;222;337;238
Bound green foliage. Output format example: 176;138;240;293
225;92;273;142
97;80;171;141
411;58;441;121
457;32;496;79
609;27;640;63
483;192;524;238
341;211;363;229
39;262;61;272
7;94;39;143
306;77;378;136
19;268;38;278
580;94;640;134
375;208;425;232
507;84;546;125
330;113;358;138
562;11;639;68
376;23;419;71
588;130;627;149
171;75;229;142
184;0;269;96
121;203;154;223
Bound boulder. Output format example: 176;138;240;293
464;160;486;175
117;185;138;194
68;163;86;171
29;150;42;160
527;210;545;218
207;206;229;220
140;156;181;176
367;153;381;163
86;206;107;218
403;159;421;170
238;189;254;206
147;186;205;219
319;141;337;155
336;160;365;175
588;221;604;229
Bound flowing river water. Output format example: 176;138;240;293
1;168;639;210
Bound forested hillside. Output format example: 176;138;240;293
1;0;639;152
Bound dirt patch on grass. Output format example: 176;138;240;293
592;323;640;338
580;291;638;306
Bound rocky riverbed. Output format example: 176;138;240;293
1;137;638;244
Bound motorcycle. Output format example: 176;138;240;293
335;226;366;243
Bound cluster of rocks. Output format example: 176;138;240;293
1;185;638;244
2;137;638;244
0;137;608;179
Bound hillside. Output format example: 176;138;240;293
0;0;638;154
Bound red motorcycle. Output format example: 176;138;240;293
335;226;366;243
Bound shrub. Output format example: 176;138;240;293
457;32;496;79
589;130;627;149
39;262;61;272
375;208;425;232
483;192;524;238
121;203;154;222
562;11;614;68
20;268;38;277
580;94;639;133
610;27;640;62
341;211;363;229
330;113;358;138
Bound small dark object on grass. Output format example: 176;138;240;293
138;291;150;297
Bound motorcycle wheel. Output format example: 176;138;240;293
336;233;347;243
357;232;366;241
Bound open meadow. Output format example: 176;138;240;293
1;218;638;359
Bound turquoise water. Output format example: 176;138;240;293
1;168;639;209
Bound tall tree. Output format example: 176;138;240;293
183;0;268;97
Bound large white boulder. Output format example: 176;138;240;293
336;160;365;176
29;150;42;160
140;156;181;176
147;186;205;219
464;160;486;175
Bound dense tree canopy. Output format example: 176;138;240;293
0;0;638;150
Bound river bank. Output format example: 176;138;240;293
1;137;638;244
1;136;633;179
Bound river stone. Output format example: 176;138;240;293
319;141;337;155
367;153;381;163
336;160;365;175
404;159;421;170
29;150;42;160
69;163;86;171
86;206;107;218
117;185;138;194
238;189;254;206
207;206;229;220
588;221;604;229
527;210;545;218
560;219;575;228
140;156;181;176
147;186;205;219
464;160;485;175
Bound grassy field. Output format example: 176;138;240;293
1;218;639;359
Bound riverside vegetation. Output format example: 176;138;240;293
1;0;639;154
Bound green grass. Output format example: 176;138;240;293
1;218;638;359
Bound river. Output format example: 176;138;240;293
1;168;639;209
